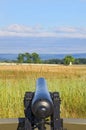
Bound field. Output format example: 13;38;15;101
0;64;86;118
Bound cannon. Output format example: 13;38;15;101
31;78;54;119
24;77;63;130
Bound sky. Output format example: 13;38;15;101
0;0;86;54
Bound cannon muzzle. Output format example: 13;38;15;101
31;78;53;119
24;77;63;130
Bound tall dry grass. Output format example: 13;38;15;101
0;64;86;118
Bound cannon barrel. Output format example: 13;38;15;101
31;78;53;119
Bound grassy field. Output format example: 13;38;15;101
0;64;86;118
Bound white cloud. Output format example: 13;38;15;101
0;24;86;38
53;26;77;33
2;24;40;33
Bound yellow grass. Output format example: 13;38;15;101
0;64;86;118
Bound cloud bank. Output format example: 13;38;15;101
0;24;86;38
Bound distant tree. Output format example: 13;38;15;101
77;58;86;64
24;52;32;63
17;52;41;63
17;53;24;63
32;52;41;63
43;59;63;64
74;59;80;64
64;55;75;65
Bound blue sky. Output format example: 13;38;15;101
0;0;86;54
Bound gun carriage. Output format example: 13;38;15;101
24;77;63;130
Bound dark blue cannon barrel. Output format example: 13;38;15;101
31;78;53;119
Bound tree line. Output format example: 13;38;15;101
17;53;86;65
0;52;86;65
43;56;86;65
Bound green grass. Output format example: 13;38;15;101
0;65;86;118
